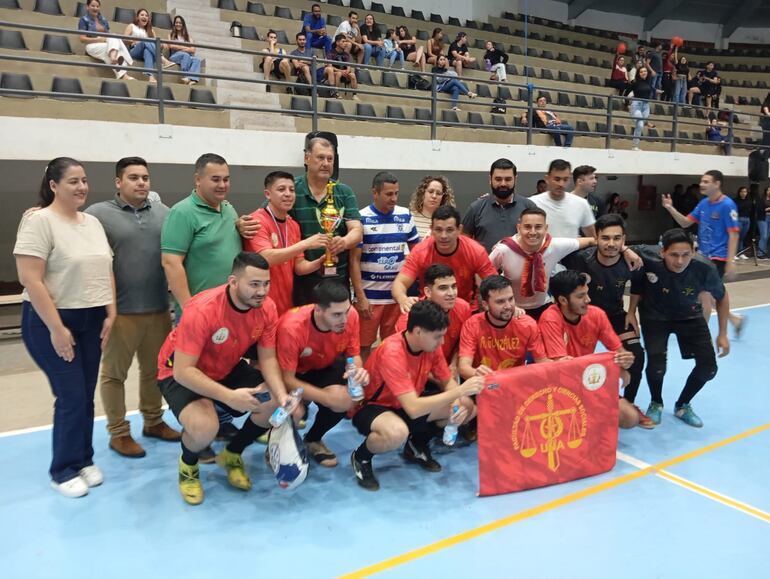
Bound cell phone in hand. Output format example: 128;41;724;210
254;391;271;403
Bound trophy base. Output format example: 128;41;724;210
322;265;338;277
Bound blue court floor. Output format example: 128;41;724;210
1;306;768;579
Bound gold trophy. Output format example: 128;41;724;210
317;180;344;277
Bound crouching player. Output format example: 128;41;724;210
350;300;484;491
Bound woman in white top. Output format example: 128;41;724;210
124;8;174;83
77;0;134;80
14;158;116;499
409;175;456;240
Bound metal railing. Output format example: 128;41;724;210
1;19;769;154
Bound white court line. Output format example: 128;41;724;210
617;451;770;524
732;302;770;312
0;408;150;438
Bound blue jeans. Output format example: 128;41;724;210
310;34;332;54
386;49;405;68
129;40;156;76
738;217;751;251
170;50;201;82
364;43;385;67
758;219;769;256
22;302;106;483
674;78;688;104
650;72;662;98
631;100;650;146
547;121;574;147
439;79;469;107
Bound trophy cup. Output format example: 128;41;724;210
317;180;344;277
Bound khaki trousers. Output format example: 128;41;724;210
99;312;172;437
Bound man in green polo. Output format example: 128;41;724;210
291;137;363;305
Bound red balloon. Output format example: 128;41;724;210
616;42;627;54
671;36;684;47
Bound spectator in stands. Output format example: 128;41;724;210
630;65;653;151
335;11;364;63
734;186;751;258
536;179;547;194
448;32;476;77
672;52;690;104
706;116;730;154
483;41;508;82
124;9;175;84
78;0;134;80
688;62;720;108
757;185;770;258
607;193;629;220
396;26;426;73
261;29;292;92
608;55;629;95
168;16;201;85
632;44;646;68
409;175;455;239
760;92;770;147
432;54;476;112
360;14;385;67
383;29;405;69
426;27;444;66
661;48;674;101
645;42;663;98
15;157;115;497
302;3;332;54
531;95;574;147
328;35;359;99
290;32;313;85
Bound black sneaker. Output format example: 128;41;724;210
351;451;380;491
402;438;441;472
197;445;216;464
215;422;239;442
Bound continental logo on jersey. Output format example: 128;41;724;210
646;272;658;283
336;341;347;353
251;328;263;342
480;335;521;350
212;327;229;344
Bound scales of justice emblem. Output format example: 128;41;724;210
316;180;345;277
511;383;589;473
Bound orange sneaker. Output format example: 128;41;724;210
634;405;656;429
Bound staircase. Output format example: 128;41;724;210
166;0;296;131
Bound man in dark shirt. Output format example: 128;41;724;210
573;214;652;428
461;158;535;253
629;228;730;429
448;32;476;76
571;165;606;220
645;42;663;98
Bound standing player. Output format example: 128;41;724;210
530;159;596;238
538;270;641;429
394;264;472;376
156;252;291;505
350;301;484;491
662;169;744;335
572;214;652;426
392;205;496;312
350;171;419;360
629;229;730;427
571;165;606;220
458;276;548;379
243;171;328;315
277;281;368;468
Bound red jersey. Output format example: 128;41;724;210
277;304;360;374
538;304;621;359
243;207;302;315
157;284;279;381
360;332;451;410
395;297;472;361
400;236;496;303
459;312;546;370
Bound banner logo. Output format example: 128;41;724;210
582;364;607;391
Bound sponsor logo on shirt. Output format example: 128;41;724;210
300;347;313;357
212;327;229;344
480;335;521;350
646;272;658;283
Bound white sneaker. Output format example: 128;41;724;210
51;476;89;498
632;146;641;151
739;254;749;260
78;465;104;487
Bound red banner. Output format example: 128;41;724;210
478;353;620;496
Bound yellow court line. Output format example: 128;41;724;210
339;421;770;579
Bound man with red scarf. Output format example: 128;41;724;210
489;207;595;321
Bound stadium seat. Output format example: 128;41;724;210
473;39;485;50
217;0;237;10
324;100;345;116
448;17;461;26
371;2;385;13
497;86;512;100
114;7;135;23
146;85;176;102
152;13;173;29
442;109;459;123
518;88;529;101
350;0;364;9
1;73;33;97
497;26;511;35
42;34;72;54
590;76;601;87
544;35;555;43
391;6;405;17
573;55;585;65
327;0;342;5
510;45;522;55
591;97;605;109
51;77;83;100
467;111;483;125
0;0;20;8
0;30;26;50
750;97;761;106
414;108;431;121
587;57;598;67
475;84;492;99
575;121;589;133
587;42;597;51
240;26;258;40
482;23;494;32
524;66;536;77
274;6;292;19
558;93;570;107
356;69;373;85
541;50;554;59
189;88;217;106
356;103;376;117
381;72;401;88
529;32;541;40
526;47;540;58
246;2;265;15
574;73;586;84
74;2;86;16
679;107;693;118
99;80;130;101
491;115;507;128
575;95;588;108
416;30;428;40
506;64;518;75
411;10;425;21
595;122;607;134
430;13;443;24
738;96;748;105
557;53;569;62
290;96;312;111
465;20;478;29
558;71;570;82
34;0;62;15
613;125;627;136
387;106;406;119
648;128;659;138
541;69;554;80
275;30;289;44
327;15;342;26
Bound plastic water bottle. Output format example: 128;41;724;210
269;387;304;427
443;405;461;446
346;357;364;401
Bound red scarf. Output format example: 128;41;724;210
501;234;552;297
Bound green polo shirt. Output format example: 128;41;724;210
290;175;361;279
161;191;241;313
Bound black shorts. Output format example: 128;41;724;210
158;359;265;420
352;404;432;437
524;302;551;322
641;317;715;362
710;259;726;279
297;356;346;389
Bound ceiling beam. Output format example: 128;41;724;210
567;0;600;20
722;0;763;38
643;0;686;32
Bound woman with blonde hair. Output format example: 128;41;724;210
409;175;455;239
